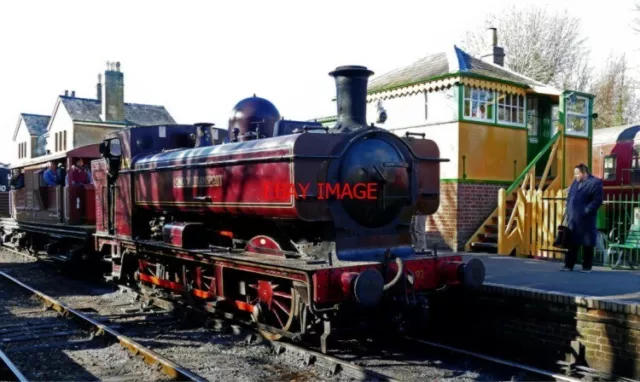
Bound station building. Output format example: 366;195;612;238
314;31;596;253
12;62;177;169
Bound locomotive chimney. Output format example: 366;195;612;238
329;65;374;132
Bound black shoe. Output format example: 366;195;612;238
560;266;573;271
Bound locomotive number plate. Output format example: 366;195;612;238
174;174;223;188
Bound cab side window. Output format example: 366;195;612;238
604;155;616;181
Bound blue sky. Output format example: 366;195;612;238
0;0;638;164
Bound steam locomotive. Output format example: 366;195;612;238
1;65;485;352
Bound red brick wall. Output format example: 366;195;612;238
428;285;640;380
426;182;457;251
456;183;503;249
425;182;504;251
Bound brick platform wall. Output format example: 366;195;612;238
426;284;640;380
456;183;503;249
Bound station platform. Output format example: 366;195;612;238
428;252;640;379
460;253;640;304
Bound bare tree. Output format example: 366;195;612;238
633;1;640;33
459;5;592;91
590;53;640;129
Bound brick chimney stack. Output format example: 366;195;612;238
488;27;505;67
100;61;125;122
97;74;102;101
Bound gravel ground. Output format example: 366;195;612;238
0;248;556;382
320;337;552;382
0;250;337;382
0;271;170;381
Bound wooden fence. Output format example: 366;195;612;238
497;187;566;260
529;189;567;260
499;188;639;267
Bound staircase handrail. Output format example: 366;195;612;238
505;130;562;194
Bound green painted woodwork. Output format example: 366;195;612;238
506;131;561;194
526;96;554;176
560;94;566;189
457;84;463;123
440;178;513;185
597;204;607;230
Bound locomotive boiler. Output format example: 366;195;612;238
131;66;443;261
88;65;486;353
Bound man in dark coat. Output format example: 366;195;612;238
562;163;603;273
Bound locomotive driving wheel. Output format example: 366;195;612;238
248;280;299;340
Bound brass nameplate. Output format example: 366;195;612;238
174;175;223;188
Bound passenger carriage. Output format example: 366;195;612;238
1;145;101;261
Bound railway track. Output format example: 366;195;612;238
0;347;28;382
0;270;205;381
0;247;630;382
0;249;380;381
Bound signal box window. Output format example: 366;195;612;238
566;96;589;137
551;105;560;136
463;86;494;122
604;155;616;181
498;92;525;126
527;98;539;137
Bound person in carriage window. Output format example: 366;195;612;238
43;162;62;186
9;169;24;189
65;158;89;186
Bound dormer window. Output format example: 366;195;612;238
18;142;27;159
54;131;67;152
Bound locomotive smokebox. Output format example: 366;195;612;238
329;65;374;132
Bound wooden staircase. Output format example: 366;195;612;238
464;127;564;256
467;177;555;253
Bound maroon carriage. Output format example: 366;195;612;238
1;144;100;260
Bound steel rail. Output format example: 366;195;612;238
403;336;584;382
0;270;206;382
267;340;399;382
0;246;38;261
0;347;28;382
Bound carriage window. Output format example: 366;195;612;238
632;145;640;183
463;86;494;122
604;155;616;180
109;139;122;157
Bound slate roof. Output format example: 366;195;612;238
59;96;176;126
367;45;548;94
21;114;50;136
